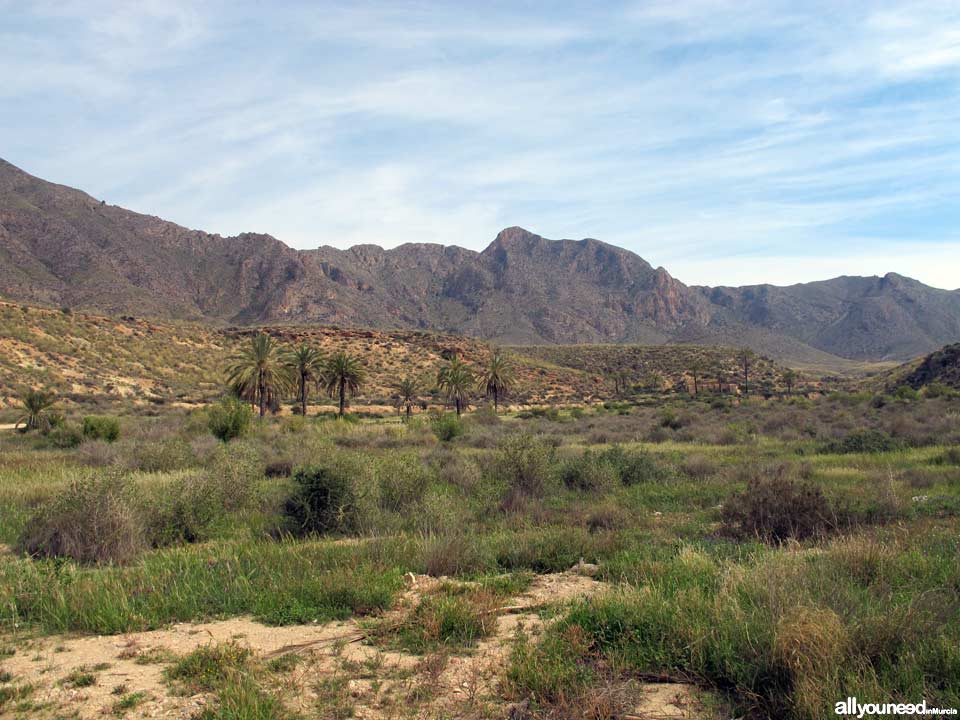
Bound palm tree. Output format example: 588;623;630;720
285;344;323;416
15;390;56;433
689;358;706;396
437;357;474;417
226;332;293;418
478;351;514;413
395;377;419;420
321;351;366;418
735;347;756;396
783;368;798;397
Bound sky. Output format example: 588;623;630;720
2;1;960;290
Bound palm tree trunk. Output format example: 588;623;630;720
258;371;266;418
494;387;499;413
338;377;346;417
406;403;411;420
455;397;462;417
693;375;699;396
300;373;307;417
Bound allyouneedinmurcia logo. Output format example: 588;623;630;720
836;698;958;717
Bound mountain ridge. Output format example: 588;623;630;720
2;158;959;363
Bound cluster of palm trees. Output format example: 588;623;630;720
396;352;515;418
226;333;365;418
225;333;516;419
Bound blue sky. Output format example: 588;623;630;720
3;0;960;289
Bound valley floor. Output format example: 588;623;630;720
1;392;959;719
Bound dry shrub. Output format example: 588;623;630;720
17;472;144;564
680;453;719;479
77;440;121;468
901;467;936;489
422;533;492;576
584;503;632;533
721;466;835;543
773;606;848;719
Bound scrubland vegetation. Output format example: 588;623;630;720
1;381;958;719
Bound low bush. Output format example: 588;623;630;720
376;453;430;513
720;469;835;543
489;433;555;499
81;415;120;442
283;465;361;535
17;472;144;564
47;422;84;449
600;445;672;485
430;413;464;442
822;429;906;454
207;397;252;442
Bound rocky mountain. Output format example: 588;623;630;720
2;158;958;363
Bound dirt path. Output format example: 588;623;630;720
0;572;708;719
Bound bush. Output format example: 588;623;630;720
207;397;252;442
17;472;144;564
556;451;619;492
489;434;555;499
141;472;227;547
129;438;195;472
81;415;120;442
892;385;920;402
47;422;84;449
283;465;361;535
376;453;430;513
600;445;671;485
822;429;905;454
430;413;464;442
720;470;834;543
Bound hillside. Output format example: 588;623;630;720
2;158;959;363
0;302;801;413
873;343;960;392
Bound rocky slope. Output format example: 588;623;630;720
2;158;958;362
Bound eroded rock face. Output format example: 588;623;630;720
3;158;959;361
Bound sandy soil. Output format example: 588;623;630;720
0;572;709;719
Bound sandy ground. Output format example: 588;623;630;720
0;572;708;719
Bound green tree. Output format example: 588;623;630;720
285;344;323;416
15;390;57;433
735;348;756;396
478;351;514;412
395;377;420;420
321;351;366;418
437;357;474;417
782;368;799;397
226;333;293;418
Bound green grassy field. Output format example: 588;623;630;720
0;391;958;719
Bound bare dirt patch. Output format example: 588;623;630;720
0;572;711;719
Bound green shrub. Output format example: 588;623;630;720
47;422;84;449
82;415;120;442
430;413;464;442
822;429;906;454
141;472;230;547
129;438;195;472
376;453;430;513
17;472;144;564
207;397;252;442
489;434;555;498
600;445;672;485
892;385;921;401
283;465;360;535
556;452;619;492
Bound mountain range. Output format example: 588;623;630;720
2;157;958;364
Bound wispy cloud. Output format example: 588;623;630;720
2;0;960;288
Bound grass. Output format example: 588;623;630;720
0;389;958;718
